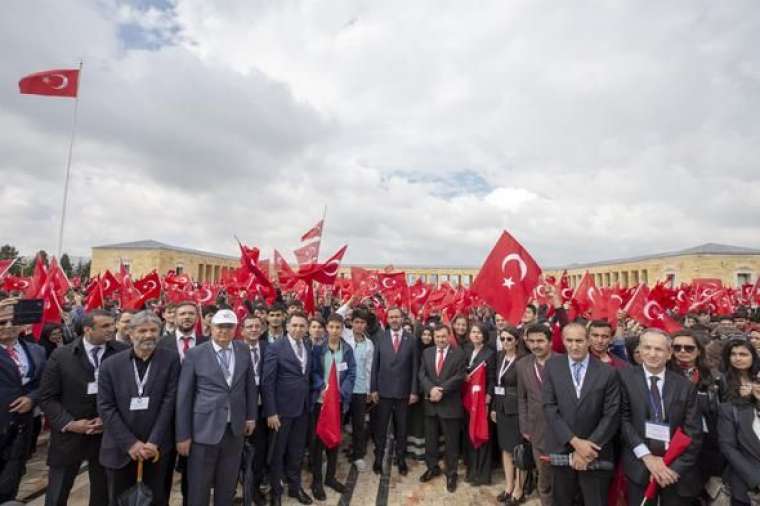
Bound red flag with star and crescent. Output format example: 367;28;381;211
471;231;541;325
301;219;324;242
19;69;80;97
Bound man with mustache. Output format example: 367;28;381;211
97;310;180;505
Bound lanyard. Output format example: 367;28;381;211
132;360;151;398
647;380;664;421
498;354;515;384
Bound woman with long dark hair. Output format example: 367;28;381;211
668;330;727;497
717;339;760;506
462;322;496;486
490;326;526;504
452;314;469;348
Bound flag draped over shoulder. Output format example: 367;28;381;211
315;361;342;449
462;361;489;448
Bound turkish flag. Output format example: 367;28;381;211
316;361;342;448
238;242;274;290
19;69;79;97
559;270;573;302
351;266;378;294
47;257;72;298
306;245;348;285
628;290;682;334
301;219;324;242
3;275;31;293
120;274;145;311
461;361;489;448
101;270;122;298
84;276;104;311
274;249;298;289
32;277;63;339
24;255;48;299
134;271;162;300
471;231;541;325
572;272;597;316
294;241;320;266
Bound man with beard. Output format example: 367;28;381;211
98;310;180;505
157;300;207;505
39;310;129;506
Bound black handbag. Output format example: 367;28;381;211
512;440;535;471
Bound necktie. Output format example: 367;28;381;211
295;340;305;373
535;362;544;384
5;345;21;374
436;348;445;375
649;376;663;422
181;337;192;354
392;332;400;353
91;347;102;369
572;361;582;386
252;346;260;370
218;348;231;380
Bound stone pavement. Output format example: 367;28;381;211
18;434;541;505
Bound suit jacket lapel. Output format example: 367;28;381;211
230;343;247;387
739;407;760;461
662;370;677;422
76;340;96;377
578;358;597;403
0;349;20;381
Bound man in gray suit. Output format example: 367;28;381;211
516;324;555;506
176;309;257;506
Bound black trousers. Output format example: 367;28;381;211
269;412;309;496
627;480;693;506
45;459;108;506
424;416;461;477
106;456;174;506
552;466;612;506
248;416;270;491
186;426;245;506
0;456;26;503
310;403;338;487
374;397;409;465
349;393;368;461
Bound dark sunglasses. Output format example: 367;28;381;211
673;344;697;353
500;336;516;342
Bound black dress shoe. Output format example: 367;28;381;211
419;468;441;482
252;489;267;506
373;461;382;475
446;474;458;493
398;461;408;476
324;478;346;494
269;494;281;506
288;488;314;505
311;484;326;501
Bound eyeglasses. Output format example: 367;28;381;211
500;336;516;342
673;344;696;353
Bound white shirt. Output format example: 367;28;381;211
567;354;590;398
175;330;197;361
435;346;449;372
634;367;667;459
211;340;235;386
4;340;30;385
498;353;517;384
288;336;307;374
469;347;481;367
82;338;104;373
753;410;760;442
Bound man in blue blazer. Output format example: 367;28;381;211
309;313;356;500
98;310;180;505
261;310;314;506
176;309;257;506
0;299;46;503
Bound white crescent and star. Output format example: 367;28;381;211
382;277;395;289
322;259;340;277
643;301;665;321
500;253;528;290
587;287;596;304
42;73;68;89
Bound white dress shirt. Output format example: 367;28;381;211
288;336;307;374
211;340;235;386
567;354;590;398
633;367;666;459
175;330;197;361
82;338;104;373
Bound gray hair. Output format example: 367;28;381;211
640;328;672;348
128;310;162;330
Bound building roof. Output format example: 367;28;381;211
92;240;238;260
549;243;760;271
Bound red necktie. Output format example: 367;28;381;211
182;337;191;354
5;345;21;374
436;348;445;375
392;332;400;353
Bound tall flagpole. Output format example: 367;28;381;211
57;59;83;258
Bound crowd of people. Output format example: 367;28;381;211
1;283;760;506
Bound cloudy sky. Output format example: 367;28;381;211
2;0;759;268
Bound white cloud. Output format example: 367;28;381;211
1;0;759;272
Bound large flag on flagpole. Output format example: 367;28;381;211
19;68;80;97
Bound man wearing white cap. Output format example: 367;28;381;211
175;309;257;506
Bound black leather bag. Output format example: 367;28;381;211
512;440;535;471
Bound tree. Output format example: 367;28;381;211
78;260;91;280
60;254;73;277
0;244;21;275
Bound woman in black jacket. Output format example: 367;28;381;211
718;339;760;506
462;322;496;486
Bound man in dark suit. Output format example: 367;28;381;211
370;306;419;476
542;322;621;506
176;308;257;506
0;299;46;503
241;313;269;506
261;311;314;506
39;309;128;506
517;324;554;506
418;323;466;492
620;329;702;506
98;310;180;505
156;300;207;504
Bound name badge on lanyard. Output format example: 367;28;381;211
130;360;151;411
496;356;515;396
87;382;98;395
